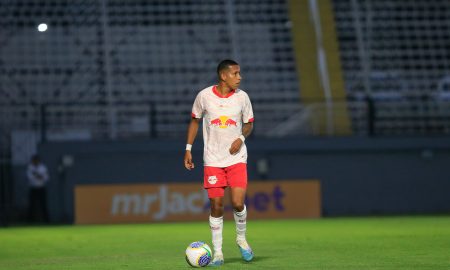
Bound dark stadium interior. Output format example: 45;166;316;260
1;0;449;226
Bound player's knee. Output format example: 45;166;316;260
210;200;224;212
231;200;244;212
210;204;224;217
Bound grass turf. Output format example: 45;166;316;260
0;216;449;269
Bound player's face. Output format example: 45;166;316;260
223;65;242;90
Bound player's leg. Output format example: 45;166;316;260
208;192;225;266
230;187;253;262
228;163;254;262
230;187;246;240
204;166;227;266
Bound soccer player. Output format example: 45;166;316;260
184;59;254;266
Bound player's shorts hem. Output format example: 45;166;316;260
206;187;226;198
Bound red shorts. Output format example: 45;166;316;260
204;163;247;198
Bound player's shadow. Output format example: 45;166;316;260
226;256;270;264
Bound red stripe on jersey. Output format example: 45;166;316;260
212;85;236;98
191;113;196;118
247;118;254;123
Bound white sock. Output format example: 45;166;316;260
233;205;247;242
209;216;223;256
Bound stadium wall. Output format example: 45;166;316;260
12;137;450;223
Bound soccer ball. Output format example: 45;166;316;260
185;241;212;267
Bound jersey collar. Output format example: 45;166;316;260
212;85;236;98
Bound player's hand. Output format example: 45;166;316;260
229;138;243;155
184;151;195;170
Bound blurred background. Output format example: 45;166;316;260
0;0;449;225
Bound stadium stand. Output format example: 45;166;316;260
332;0;450;134
0;0;449;158
0;0;301;143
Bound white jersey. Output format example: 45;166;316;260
192;85;254;167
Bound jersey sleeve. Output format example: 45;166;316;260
242;92;254;123
191;92;203;118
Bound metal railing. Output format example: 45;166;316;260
2;99;450;144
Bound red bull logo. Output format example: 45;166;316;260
210;116;237;129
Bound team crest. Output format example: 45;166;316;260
208;176;218;184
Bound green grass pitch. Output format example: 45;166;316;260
0;216;449;269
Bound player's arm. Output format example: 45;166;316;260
184;117;200;170
229;122;253;155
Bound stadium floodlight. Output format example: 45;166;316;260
37;23;48;32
